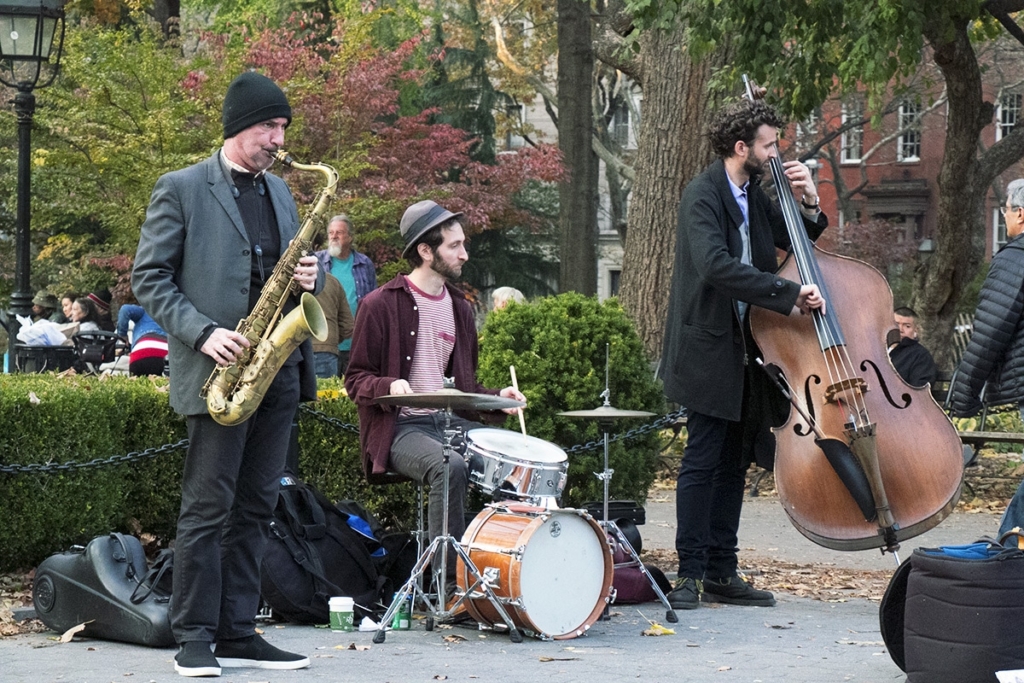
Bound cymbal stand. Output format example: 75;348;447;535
592;353;678;624
374;403;523;644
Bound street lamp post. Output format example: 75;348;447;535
0;0;65;371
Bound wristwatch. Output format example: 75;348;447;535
801;195;819;210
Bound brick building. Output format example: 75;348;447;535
787;48;1024;259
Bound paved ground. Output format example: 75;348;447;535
2;497;1003;683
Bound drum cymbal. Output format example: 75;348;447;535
557;405;656;420
374;388;525;411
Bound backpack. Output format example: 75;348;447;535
606;519;672;604
260;478;411;624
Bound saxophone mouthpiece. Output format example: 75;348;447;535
273;149;295;166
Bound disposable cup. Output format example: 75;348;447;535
329;596;354;632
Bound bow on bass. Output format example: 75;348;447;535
742;76;963;559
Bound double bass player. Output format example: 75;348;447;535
660;97;826;610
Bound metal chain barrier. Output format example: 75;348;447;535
0;405;687;475
0;438;190;475
297;403;361;434
563;407;687;455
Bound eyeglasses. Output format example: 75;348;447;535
1005;205;1022;214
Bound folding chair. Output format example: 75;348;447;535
72;331;126;374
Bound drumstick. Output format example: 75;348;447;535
509;365;527;439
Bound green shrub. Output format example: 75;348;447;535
477;293;666;507
0;374;187;570
0;374;415;571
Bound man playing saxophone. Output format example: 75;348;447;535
133;72;322;678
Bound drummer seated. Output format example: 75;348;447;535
343;200;525;588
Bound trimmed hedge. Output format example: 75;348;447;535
477;293;665;508
0;375;421;572
1;297;664;570
0;374;187;571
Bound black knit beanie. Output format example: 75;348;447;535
222;72;292;140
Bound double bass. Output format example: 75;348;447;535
744;77;964;555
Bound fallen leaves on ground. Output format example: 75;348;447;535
641;623;675;636
642;548;893;603
59;622;90;643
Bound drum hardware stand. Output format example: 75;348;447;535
559;345;679;625
594;413;678;625
374;382;524;644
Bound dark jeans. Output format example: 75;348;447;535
313;351;338;379
336;350;350;377
171;364;299;644
998;402;1024;536
675;410;747;580
389;412;483;543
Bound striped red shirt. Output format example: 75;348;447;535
402;276;455;416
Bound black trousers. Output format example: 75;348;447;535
171;364;299;644
674;409;747;580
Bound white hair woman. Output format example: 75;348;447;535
491;286;525;311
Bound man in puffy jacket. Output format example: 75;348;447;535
951;177;1024;535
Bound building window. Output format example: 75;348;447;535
609;269;621;298
611;105;630;148
995;207;1008;255
898;100;921;162
504;103;525;151
840;100;863;163
796;108;820;142
997;93;1021;141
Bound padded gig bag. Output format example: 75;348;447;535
880;532;1024;683
32;533;174;647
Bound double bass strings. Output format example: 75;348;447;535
766;152;872;434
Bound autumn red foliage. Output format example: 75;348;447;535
188;17;563;248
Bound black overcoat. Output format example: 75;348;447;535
660;158;826;423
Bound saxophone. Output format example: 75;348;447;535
201;150;336;425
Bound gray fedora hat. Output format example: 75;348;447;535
400;200;464;257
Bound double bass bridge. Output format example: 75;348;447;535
823;377;868;405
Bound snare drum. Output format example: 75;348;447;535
465;428;568;504
457;503;613;640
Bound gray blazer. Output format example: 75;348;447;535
132;151;322;415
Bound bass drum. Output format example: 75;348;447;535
457;503;612;640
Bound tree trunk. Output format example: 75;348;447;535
556;0;598;295
617;26;729;357
150;0;180;37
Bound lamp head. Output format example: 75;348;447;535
0;0;65;90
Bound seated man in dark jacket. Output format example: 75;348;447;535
888;307;938;388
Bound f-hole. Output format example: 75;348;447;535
862;359;912;410
791;374;823;438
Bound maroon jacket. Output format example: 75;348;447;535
344;275;495;476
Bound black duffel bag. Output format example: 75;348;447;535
880;532;1024;682
32;533;174;647
260;478;412;624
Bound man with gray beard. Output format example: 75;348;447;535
315;215;377;374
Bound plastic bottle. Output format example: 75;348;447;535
391;593;411;630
